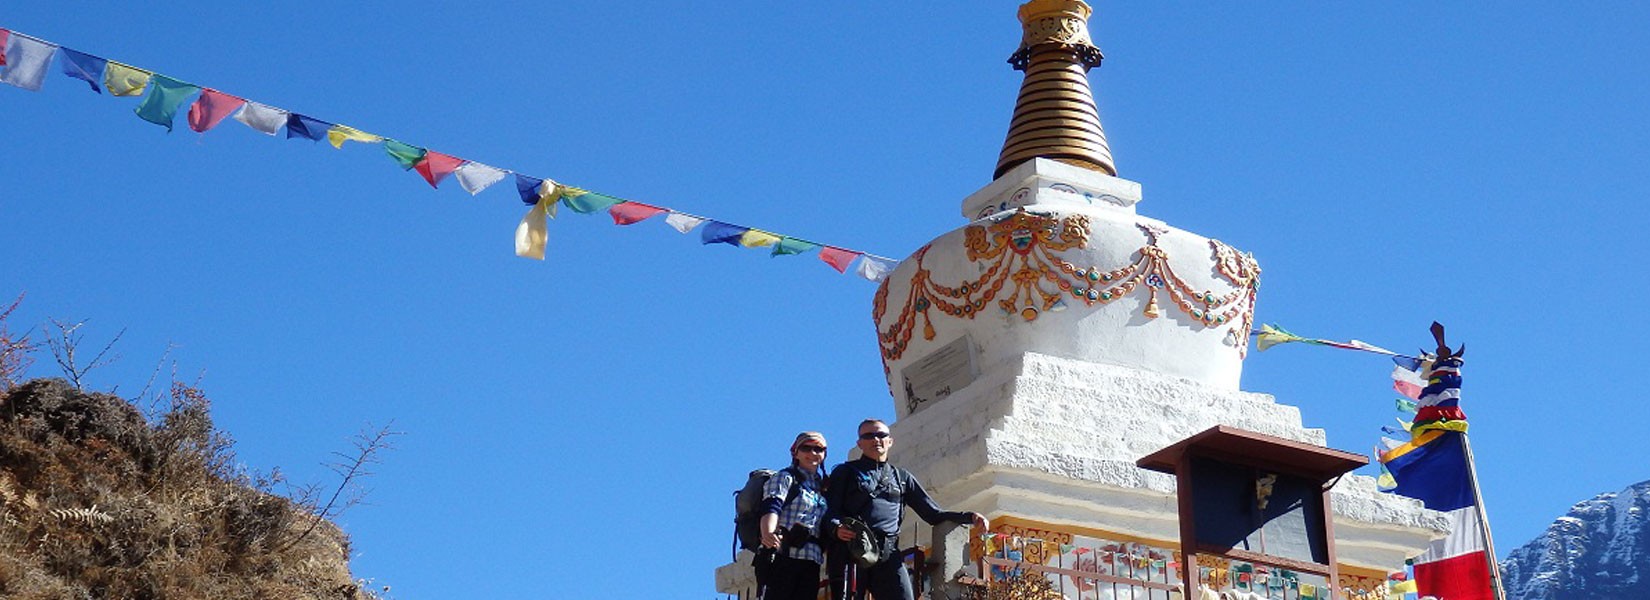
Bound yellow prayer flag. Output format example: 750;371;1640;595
1391;580;1417;594
326;125;383;149
739;230;781;248
515;199;551;260
105;62;152;97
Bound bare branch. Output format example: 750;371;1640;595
279;422;401;551
44;319;125;390
0;293;37;392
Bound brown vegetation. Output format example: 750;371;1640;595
0;378;373;599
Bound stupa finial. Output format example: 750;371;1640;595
995;0;1116;179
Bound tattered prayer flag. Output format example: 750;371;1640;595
0;34;55;91
562;190;623;214
285;113;331;141
384;140;426;170
133;75;201;132
1396;398;1418;414
454;162;507;195
819;246;861;273
609;202;665;225
739;230;781;248
1392;364;1426;400
856;255;897;282
414;151;465;188
104;62;151;96
515;199;552;260
187;89;245;133
701;221;748;246
59;47;107;93
515;174;546;205
665;212;705;234
326;125;382;148
772;237;818;257
234;102;288;135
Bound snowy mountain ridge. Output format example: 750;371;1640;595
1500;479;1650;600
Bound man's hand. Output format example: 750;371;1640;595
760;528;783;549
836;524;857;542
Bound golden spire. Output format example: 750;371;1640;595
995;0;1116;179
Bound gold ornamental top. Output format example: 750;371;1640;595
995;0;1116;179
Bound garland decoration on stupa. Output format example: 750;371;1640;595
0;27;899;282
873;209;1260;362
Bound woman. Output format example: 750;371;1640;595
756;431;830;600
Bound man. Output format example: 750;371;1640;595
824;418;989;600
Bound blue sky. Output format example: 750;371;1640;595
4;2;1648;597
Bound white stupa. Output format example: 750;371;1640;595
719;2;1446;597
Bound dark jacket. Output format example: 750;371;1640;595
823;457;974;540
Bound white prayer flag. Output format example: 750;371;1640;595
234;102;288;135
455;162;507;196
1;35;57;91
855;255;897;282
515;199;551;260
665;212;705;234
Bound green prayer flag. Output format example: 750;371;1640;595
1396;398;1418;413
133;75;201;132
771;237;819;257
561;190;623;214
384;140;426;170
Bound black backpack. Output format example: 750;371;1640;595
732;466;804;559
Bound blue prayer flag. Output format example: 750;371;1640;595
515;174;545;205
700;221;748;246
561;190;623;214
1381;431;1474;512
59;47;106;94
285;113;332;142
1392;355;1423;371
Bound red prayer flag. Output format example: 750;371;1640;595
187;89;247;133
819;246;861;273
608;201;666;225
414;151;465;188
0;30;9;66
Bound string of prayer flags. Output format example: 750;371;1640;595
104;62;150;96
133;75;199;131
1;25;897;283
59;47;106;93
1253;324;1409;358
1;33;55;91
608;202;666;225
326;125;382;149
234;101;287;135
454;162;507;195
188;89;246;133
414;151;465;188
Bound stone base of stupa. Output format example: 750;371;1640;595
885;352;1447;589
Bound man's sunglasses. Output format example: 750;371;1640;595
859;431;891;440
798;445;827;454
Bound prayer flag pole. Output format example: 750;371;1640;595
1458;432;1508;600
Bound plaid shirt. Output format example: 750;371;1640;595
763;467;827;564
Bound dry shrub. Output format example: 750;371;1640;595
0;378;376;599
0;294;35;393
